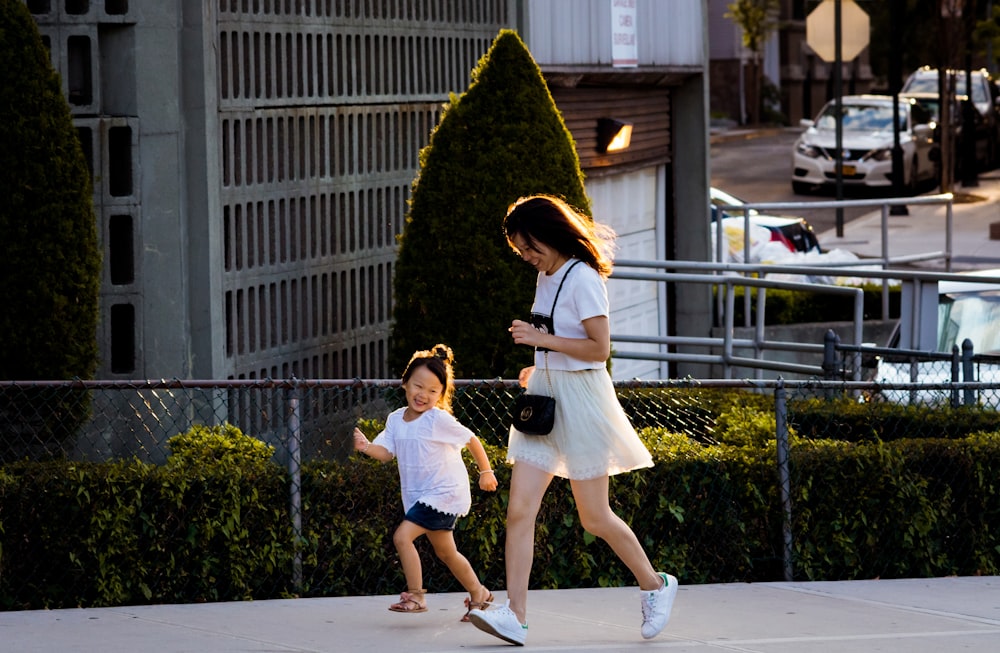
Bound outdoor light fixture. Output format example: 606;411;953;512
596;118;633;153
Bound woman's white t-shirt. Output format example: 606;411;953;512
372;406;474;516
531;260;608;371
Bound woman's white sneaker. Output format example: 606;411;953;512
640;572;678;639
468;599;528;646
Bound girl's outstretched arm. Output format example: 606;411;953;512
466;435;498;491
353;427;392;462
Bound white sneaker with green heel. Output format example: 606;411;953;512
640;572;678;639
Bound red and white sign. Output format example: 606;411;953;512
611;0;637;68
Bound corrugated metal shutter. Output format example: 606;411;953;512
550;86;671;173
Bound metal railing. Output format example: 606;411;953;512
714;193;956;270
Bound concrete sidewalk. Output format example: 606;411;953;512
3;577;1000;652
816;170;1000;272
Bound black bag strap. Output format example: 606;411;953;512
549;259;582;316
538;259;582;393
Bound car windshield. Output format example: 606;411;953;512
905;73;987;104
937;292;1000;354
815;103;903;131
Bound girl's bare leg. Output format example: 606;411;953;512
505;462;554;623
393;520;428;595
426;530;491;602
570;475;662;591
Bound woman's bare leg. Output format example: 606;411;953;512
570;475;662;591
505;462;553;623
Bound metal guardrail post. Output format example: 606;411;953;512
287;381;303;592
775;378;793;582
822;330;839;398
962;339;975;406
951;345;961;408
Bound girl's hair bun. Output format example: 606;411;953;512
431;344;453;364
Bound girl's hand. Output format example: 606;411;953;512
478;470;498;492
518;366;535;388
353;427;371;453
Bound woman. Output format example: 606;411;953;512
468;195;677;646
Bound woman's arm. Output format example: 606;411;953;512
509;315;610;363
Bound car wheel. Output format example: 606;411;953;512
791;181;812;195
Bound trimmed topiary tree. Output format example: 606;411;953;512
0;0;101;458
390;29;591;379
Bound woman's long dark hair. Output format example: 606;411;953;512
503;195;617;278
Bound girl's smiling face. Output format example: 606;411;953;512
511;234;567;276
402;365;445;416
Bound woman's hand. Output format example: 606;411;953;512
509;319;544;348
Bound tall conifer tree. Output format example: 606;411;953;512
391;30;589;378
0;0;101;457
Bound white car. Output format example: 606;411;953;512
792;94;938;194
709;187;821;263
875;270;1000;406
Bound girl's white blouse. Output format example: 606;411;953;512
372;406;474;516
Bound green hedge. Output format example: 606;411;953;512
728;285;901;325
2;408;1000;610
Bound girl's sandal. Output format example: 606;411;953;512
389;589;427;613
460;587;494;622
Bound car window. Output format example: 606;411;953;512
817;103;895;131
904;71;988;104
937;293;1000;354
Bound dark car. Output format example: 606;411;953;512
901;66;1000;169
710;187;821;261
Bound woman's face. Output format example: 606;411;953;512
511;234;567;276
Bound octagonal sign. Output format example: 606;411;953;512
807;0;870;62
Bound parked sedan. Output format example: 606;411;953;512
710;187;821;263
901;66;1000;169
792;94;937;194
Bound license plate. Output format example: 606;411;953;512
839;164;856;176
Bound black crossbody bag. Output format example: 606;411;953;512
511;260;581;435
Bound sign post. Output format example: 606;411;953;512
807;0;871;236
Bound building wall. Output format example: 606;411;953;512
524;0;710;379
708;0;875;126
28;0;510;381
28;0;709;383
212;2;508;380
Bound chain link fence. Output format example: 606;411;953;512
2;377;999;610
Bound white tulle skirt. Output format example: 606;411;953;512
507;367;653;480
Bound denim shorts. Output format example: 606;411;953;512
404;501;457;531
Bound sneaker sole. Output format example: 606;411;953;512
468;612;525;646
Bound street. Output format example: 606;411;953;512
710;127;901;236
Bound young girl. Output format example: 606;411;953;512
468;195;678;645
353;344;498;620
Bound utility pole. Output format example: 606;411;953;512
960;0;979;187
834;0;844;236
889;0;908;214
